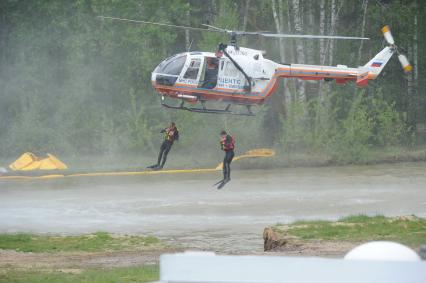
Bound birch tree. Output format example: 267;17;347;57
357;0;369;65
413;9;418;85
318;0;327;99
271;0;285;63
328;0;337;66
242;0;250;46
407;0;418;131
270;0;289;115
305;1;319;99
185;1;191;51
292;0;305;102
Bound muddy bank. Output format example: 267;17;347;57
263;215;426;257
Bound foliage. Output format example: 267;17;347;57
0;232;163;253
286;215;426;247
281;88;407;163
0;265;159;283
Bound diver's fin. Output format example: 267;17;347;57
216;179;230;190
213;179;224;186
153;165;163;171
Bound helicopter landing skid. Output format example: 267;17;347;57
161;102;255;116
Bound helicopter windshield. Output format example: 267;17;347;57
155;54;187;76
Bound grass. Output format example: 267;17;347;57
0;232;163;253
283;215;426;247
0;265;159;283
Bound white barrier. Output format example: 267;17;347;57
158;251;426;283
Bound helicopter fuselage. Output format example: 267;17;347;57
152;46;281;105
151;44;393;114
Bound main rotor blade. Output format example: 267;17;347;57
201;23;227;32
97;16;220;33
98;16;368;40
201;24;368;40
261;33;369;40
201;24;271;36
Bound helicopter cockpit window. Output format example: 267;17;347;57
183;58;201;80
158;55;187;76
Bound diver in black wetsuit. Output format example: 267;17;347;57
148;122;179;170
216;130;235;189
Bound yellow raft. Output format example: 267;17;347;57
9;152;67;171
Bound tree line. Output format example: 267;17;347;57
0;0;424;163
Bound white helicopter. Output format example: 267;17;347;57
99;17;412;116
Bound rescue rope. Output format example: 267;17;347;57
0;149;275;181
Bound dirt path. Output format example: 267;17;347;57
0;247;180;273
0;243;358;273
264;240;359;257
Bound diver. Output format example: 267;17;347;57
148;122;179;170
215;130;235;189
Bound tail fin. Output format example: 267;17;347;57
363;46;395;76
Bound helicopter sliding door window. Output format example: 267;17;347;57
184;58;201;80
220;60;247;91
224;61;239;77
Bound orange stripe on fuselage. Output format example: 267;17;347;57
283;67;355;74
153;83;266;104
153;65;375;104
277;67;357;79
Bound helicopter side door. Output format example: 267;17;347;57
217;59;246;91
199;57;219;89
177;56;204;87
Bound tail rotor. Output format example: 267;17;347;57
397;54;413;73
382;25;413;73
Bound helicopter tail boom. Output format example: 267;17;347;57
271;25;411;88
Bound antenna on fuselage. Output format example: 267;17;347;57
187;39;194;52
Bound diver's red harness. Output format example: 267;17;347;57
220;135;235;151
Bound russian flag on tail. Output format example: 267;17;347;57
371;62;383;67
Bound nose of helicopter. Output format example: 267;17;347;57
152;53;187;87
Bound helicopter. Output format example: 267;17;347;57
99;17;412;116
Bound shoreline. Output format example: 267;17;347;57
1;149;426;180
1;215;425;275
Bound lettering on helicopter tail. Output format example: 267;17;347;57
371;62;383;67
